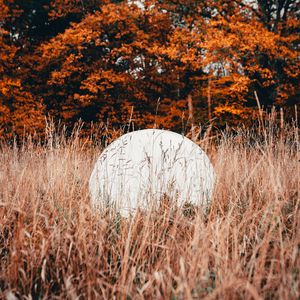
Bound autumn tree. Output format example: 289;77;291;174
0;0;45;137
36;1;191;129
199;0;299;124
245;0;299;106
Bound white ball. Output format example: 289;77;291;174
89;129;215;217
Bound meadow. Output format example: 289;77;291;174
0;122;299;299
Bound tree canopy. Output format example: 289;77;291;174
0;0;299;137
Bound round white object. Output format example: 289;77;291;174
89;129;215;217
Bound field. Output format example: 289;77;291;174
0;124;299;299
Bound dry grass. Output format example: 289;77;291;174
0;124;299;300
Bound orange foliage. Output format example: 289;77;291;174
0;0;299;137
0;1;45;137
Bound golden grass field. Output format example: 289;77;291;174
0;123;299;299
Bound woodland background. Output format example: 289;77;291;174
0;0;299;137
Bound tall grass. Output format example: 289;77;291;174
0;122;299;299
